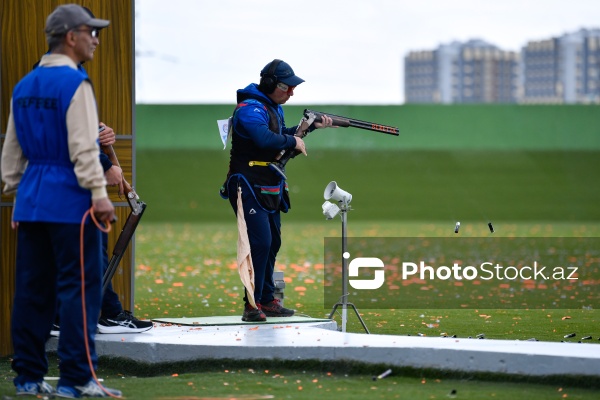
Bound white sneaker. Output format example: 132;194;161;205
55;379;122;398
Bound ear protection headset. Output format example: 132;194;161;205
259;59;283;94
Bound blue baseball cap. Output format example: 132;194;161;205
261;60;305;86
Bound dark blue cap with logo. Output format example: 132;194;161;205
260;60;305;86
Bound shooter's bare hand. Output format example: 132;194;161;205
294;136;307;156
93;197;115;223
98;123;116;146
105;165;124;195
315;115;336;129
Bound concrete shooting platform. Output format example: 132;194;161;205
46;315;600;378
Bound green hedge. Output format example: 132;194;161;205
135;104;600;150
137;149;600;223
134;104;600;222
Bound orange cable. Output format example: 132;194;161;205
80;207;122;398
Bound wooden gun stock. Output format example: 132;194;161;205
100;143;147;293
102;202;146;293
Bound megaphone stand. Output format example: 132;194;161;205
328;202;370;334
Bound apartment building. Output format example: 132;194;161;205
405;40;519;104
522;29;600;104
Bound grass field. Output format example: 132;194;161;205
3;354;600;400
132;221;600;340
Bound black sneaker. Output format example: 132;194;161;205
261;298;295;317
242;304;266;322
98;310;153;334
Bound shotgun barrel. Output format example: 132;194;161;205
304;109;399;136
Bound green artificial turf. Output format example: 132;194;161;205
131;221;600;341
2;355;600;399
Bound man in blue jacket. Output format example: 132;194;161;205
1;4;122;397
221;59;333;321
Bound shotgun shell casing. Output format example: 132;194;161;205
488;222;494;233
454;222;460;233
372;369;392;381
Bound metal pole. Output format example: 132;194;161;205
340;205;348;332
327;201;369;334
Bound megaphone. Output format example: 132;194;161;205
324;181;352;205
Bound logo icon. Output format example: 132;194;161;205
349;257;385;290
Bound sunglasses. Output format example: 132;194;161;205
73;28;100;38
276;82;296;94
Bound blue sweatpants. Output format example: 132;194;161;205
11;221;102;388
228;178;281;305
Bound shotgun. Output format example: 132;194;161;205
268;109;399;179
101;144;146;293
303;109;399;136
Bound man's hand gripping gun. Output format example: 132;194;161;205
101;145;147;293
268;109;399;179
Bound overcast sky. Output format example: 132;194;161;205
135;0;600;105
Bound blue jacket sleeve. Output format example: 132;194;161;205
99;151;112;173
234;103;296;150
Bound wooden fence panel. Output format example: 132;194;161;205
0;0;135;356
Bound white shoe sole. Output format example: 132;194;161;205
97;324;153;334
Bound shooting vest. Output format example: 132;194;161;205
12;65;93;223
222;93;290;212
